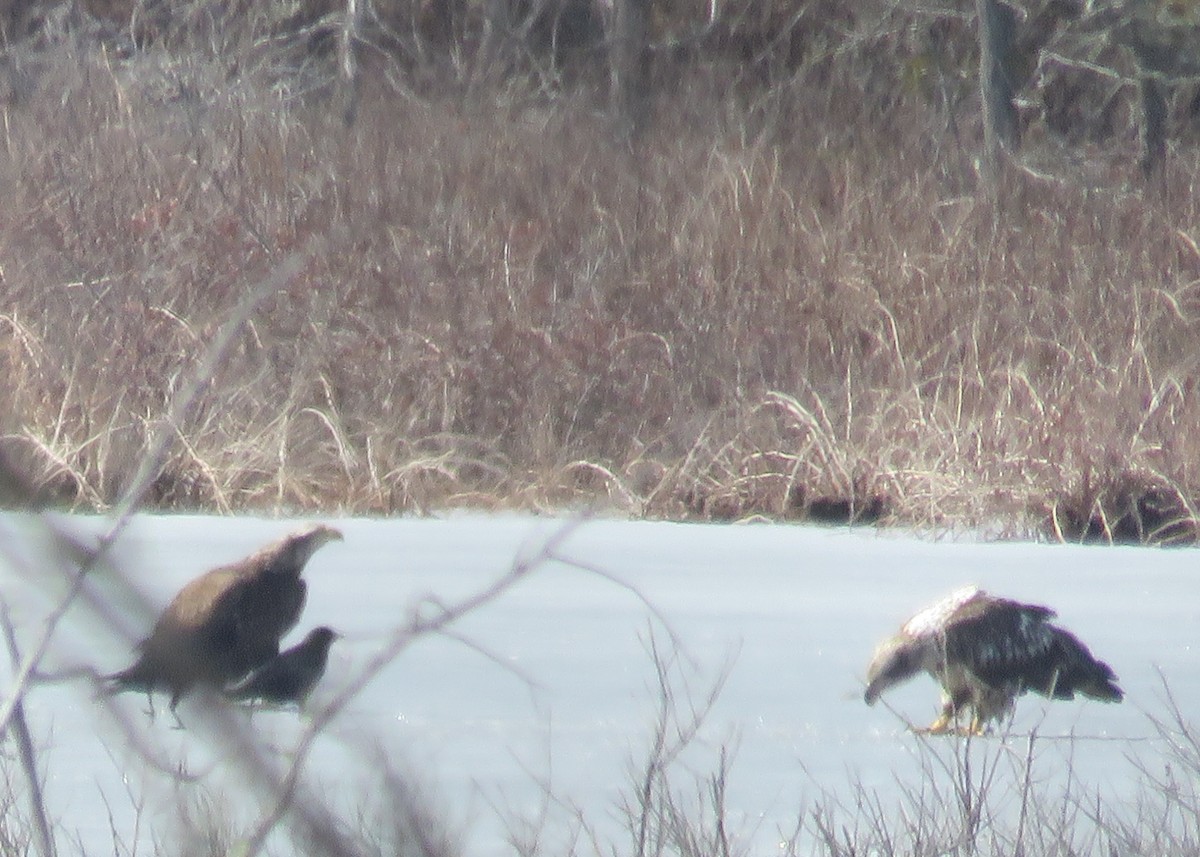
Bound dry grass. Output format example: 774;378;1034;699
2;1;1200;538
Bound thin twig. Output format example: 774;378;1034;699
0;600;56;857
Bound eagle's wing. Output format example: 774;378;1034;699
212;574;307;677
239;575;307;644
156;567;244;635
139;566;244;666
122;566;249;691
940;594;1060;688
146;561;300;682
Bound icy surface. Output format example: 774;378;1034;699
0;514;1196;854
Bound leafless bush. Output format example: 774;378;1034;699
797;721;1191;857
4;2;1200;536
616;631;738;857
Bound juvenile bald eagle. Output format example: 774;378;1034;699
226;626;340;707
105;524;343;711
864;586;1123;735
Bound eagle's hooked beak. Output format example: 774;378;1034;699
862;635;918;706
863;682;882;706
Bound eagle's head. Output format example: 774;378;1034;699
277;524;344;571
864;633;925;705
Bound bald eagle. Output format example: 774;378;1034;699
105;524;343;712
864;586;1123;735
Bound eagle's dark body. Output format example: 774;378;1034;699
226;626;339;707
864;587;1123;734
105;524;343;711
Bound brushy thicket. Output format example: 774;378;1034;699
2;0;1200;539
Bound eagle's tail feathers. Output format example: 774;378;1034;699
102;662;156;695
1046;660;1123;703
1079;669;1123;703
1045;628;1123;703
1072;647;1123;702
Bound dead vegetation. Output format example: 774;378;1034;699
0;1;1199;539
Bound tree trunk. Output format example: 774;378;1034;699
610;0;650;139
1138;75;1167;179
336;0;360;126
469;0;513;96
977;0;1019;173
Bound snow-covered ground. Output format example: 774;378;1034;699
1;514;1196;854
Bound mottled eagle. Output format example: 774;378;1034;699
864;586;1123;735
105;524;343;712
226;626;340;707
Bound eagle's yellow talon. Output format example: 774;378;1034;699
917;714;954;735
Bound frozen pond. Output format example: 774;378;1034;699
1;513;1198;855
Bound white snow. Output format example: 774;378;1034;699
0;513;1195;855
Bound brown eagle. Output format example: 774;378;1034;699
864;586;1123;735
226;626;340;707
105;524;343;711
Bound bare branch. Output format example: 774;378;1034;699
0;601;56;857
